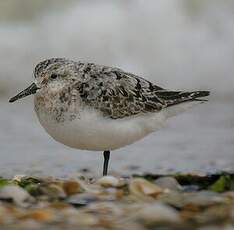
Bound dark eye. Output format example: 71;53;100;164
51;74;58;79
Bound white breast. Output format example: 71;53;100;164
35;105;166;151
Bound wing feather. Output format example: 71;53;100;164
75;63;165;119
74;63;209;119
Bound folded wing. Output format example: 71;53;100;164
75;64;209;119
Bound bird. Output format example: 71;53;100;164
9;58;210;176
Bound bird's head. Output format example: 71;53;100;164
9;58;77;103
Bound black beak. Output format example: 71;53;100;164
9;83;39;103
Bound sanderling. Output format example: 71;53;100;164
9;58;209;176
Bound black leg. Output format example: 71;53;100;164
103;150;110;176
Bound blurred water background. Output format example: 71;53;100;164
0;0;233;178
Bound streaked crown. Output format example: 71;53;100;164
33;58;73;78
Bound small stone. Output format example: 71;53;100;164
182;185;200;192
197;225;234;230
39;183;66;200
222;191;234;201
0;205;23;224
49;201;71;210
68;193;98;207
19;209;54;222
136;202;181;224
194;204;233;224
80;168;90;173
15;219;43;229
184;191;226;207
14;176;42;188
96;176;120;188
12;175;27;182
126;165;140;171
0;185;34;207
129;178;163;198
63;180;82;195
87;202;123;216
154;177;182;191
158;191;185;208
68;212;98;225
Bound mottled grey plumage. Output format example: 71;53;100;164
34;58;209;119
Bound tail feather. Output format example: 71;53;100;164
157;90;210;119
156;90;210;107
